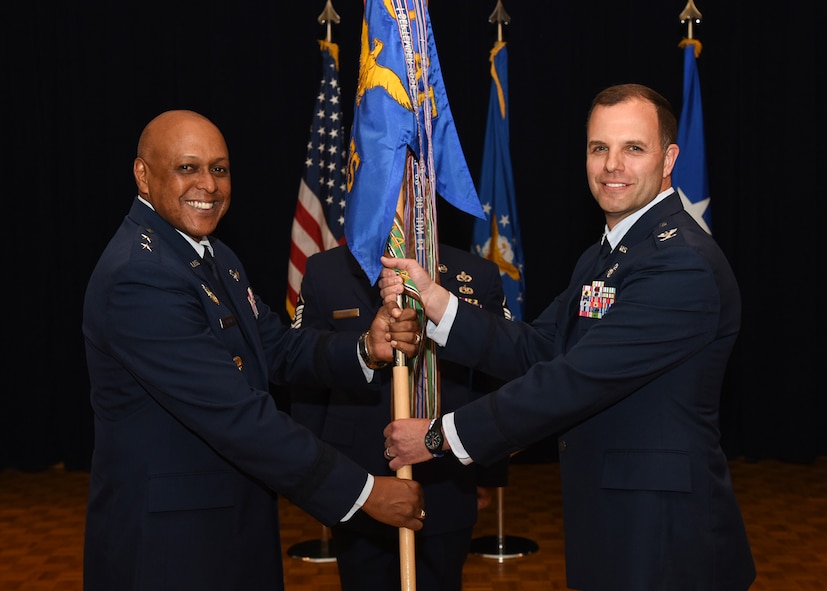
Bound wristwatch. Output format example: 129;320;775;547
424;417;444;458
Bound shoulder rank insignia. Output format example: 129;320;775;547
657;228;678;241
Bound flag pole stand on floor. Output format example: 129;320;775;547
469;486;538;561
470;4;534;561
286;5;343;565
287;523;337;563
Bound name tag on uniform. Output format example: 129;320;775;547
332;308;360;320
219;315;237;329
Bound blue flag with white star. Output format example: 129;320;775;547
471;41;525;319
673;40;711;234
344;0;484;284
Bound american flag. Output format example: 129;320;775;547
286;40;347;319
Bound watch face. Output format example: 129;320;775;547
425;430;443;451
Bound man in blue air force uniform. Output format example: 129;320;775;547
379;85;756;591
82;110;424;591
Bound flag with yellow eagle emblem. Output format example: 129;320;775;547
344;0;484;285
345;0;483;419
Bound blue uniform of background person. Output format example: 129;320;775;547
290;243;510;591
83;199;392;591
435;192;756;591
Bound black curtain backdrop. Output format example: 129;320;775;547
3;1;824;471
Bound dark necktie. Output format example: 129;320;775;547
594;238;612;275
202;246;238;315
600;238;612;259
202;247;220;281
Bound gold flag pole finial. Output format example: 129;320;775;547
488;0;511;43
679;0;702;40
318;0;341;43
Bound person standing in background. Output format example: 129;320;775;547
291;243;510;591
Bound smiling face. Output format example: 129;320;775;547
133;110;231;241
585;97;678;229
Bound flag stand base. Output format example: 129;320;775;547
287;525;337;563
469;487;539;561
469;534;539;561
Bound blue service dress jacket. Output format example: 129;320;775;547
439;193;756;591
82;199;377;591
290;244;509;540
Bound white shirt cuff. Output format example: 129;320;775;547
341;474;373;522
427;294;458;346
443;412;472;465
358;342;374;381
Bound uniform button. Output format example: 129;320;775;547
558;440;567;453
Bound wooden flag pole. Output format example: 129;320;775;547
392;302;416;591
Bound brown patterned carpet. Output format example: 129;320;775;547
1;457;825;590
